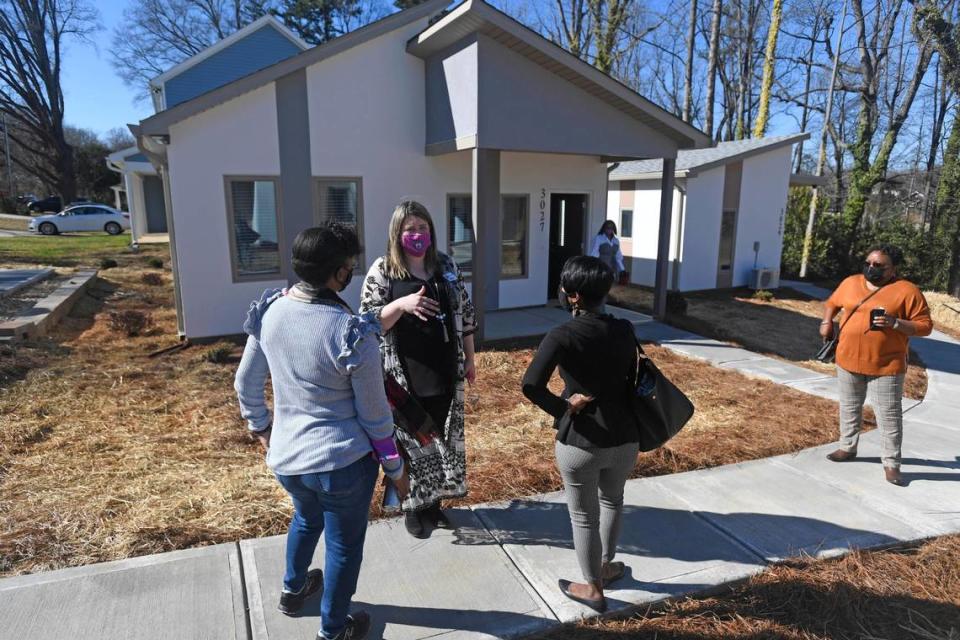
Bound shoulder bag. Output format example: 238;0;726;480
815;285;884;363
629;335;695;452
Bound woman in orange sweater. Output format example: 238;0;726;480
820;244;933;486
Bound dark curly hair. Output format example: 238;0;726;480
866;243;903;267
292;222;362;287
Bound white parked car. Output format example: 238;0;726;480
29;205;131;236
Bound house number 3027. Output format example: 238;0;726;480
539;189;546;231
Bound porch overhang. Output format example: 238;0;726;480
408;0;712;160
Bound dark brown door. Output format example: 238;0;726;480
716;208;737;288
548;193;587;298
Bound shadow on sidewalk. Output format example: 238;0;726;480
456;502;906;562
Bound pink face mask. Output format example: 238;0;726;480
401;231;431;257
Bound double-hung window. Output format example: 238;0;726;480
225;177;282;281
315;178;364;270
446;194;529;278
620;209;633;238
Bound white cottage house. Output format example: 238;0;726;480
110;15;308;245
106;147;166;242
132;0;711;340
607;133;811;292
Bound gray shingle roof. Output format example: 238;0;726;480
609;133;809;179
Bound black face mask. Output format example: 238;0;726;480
864;265;889;286
558;285;574;312
336;267;354;292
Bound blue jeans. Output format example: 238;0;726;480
275;455;378;639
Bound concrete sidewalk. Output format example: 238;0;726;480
2;288;959;639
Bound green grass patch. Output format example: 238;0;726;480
0;234;136;267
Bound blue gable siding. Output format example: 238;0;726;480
164;26;302;108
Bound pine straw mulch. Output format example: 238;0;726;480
2;252;855;578
539;535;960;640
608;285;929;401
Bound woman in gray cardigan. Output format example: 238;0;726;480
235;223;408;640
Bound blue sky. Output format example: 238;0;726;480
62;1;149;137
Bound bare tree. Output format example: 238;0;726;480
800;0;847;277
540;0;593;59
704;0;722;137
836;0;935;261
752;0;783;137
112;0;271;100
682;0;697;121
0;0;99;202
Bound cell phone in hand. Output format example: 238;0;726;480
870;307;886;331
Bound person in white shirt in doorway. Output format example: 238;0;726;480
589;220;626;283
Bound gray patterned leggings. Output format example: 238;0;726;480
555;440;639;584
837;366;905;469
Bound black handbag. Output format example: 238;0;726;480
815;286;883;364
629;337;695;452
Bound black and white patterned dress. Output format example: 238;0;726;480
359;253;476;512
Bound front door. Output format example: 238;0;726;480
142;175;168;233
716;208;737;288
548;193;587;299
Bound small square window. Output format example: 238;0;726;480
620;209;633;238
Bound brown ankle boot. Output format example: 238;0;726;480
826;449;857;462
884;467;904;486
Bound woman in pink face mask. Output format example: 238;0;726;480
360;200;477;538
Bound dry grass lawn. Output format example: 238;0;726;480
608;285;929;400
540;535;960;640
925;291;960;340
2;246;856;578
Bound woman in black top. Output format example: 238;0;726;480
522;256;638;612
360;201;476;538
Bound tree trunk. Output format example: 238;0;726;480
752;0;782;138
683;0;697;122
840;0;933;263
705;0;722;138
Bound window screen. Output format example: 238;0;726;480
448;194;473;277
228;178;280;279
501;195;528;277
620;209;633;238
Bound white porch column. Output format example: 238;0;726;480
653;157;676;319
471;148;501;345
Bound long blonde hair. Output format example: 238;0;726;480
384;200;441;280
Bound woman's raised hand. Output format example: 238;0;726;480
400;285;441;321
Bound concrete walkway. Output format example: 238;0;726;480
3;288;959;639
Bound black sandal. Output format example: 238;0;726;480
558;579;607;613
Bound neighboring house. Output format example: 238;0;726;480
607;133;811;292
148;15;309;112
106;147;166;242
111;15;308;245
132;0;711;340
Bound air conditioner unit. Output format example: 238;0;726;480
749;268;780;290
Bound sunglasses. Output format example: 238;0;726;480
864;262;891;270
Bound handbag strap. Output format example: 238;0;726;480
836;284;885;336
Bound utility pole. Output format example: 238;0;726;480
0;113;14;202
799;0;847;278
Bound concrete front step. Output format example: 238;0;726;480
0;270;96;340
